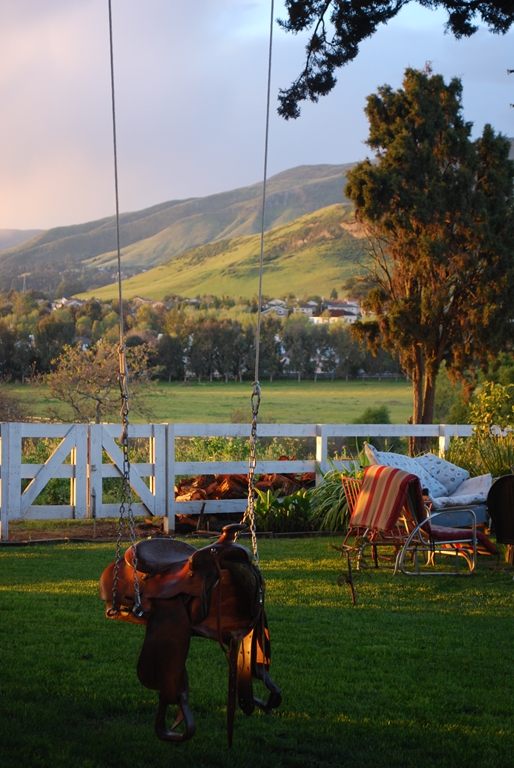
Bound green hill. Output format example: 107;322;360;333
79;203;366;301
0;164;354;293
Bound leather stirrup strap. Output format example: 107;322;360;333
226;636;239;747
237;631;255;716
210;550;230;659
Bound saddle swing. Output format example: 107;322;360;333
99;523;282;744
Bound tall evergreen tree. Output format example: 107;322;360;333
345;66;514;452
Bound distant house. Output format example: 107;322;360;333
309;309;361;325
268;298;287;308
324;299;361;315
261;299;289;317
131;296;152;307
297;301;318;316
53;298;84;310
261;305;289;318
75;336;91;351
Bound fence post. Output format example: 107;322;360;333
0;424;8;541
7;423;22;535
89;425;103;521
152;424;166;517
438;425;447;457
164;423;176;534
73;424;88;519
315;424;328;485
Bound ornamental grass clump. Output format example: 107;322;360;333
309;461;364;532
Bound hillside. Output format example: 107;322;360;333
0;164;354;293
0;229;43;251
80;203;366;301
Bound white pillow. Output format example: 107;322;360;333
364;443;448;499
449;473;491;498
416;453;470;495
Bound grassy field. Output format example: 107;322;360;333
0;537;512;768
12;379;413;425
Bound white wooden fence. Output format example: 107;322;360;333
0;421;473;540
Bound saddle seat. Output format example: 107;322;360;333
99;523;281;746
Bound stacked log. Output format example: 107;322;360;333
175;465;315;501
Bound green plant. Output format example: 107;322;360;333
443;381;514;478
309;460;363;531
470;381;514;437
254;487;313;533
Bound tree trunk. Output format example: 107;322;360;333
409;350;424;456
270;374;273;383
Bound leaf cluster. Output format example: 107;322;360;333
278;1;514;118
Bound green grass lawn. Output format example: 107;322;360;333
12;379;413;425
0;537;513;768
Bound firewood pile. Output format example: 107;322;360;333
174;455;315;533
175;456;315;502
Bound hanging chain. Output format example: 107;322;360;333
241;381;261;568
239;0;274;567
106;0;142;618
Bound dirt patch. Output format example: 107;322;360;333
8;521;139;542
6;513;242;542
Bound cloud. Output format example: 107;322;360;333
0;1;513;230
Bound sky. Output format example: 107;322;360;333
1;0;514;231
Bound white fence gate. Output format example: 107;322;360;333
0;421;473;540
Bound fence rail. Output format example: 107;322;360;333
0;421;474;540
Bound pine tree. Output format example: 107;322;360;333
345;66;514;453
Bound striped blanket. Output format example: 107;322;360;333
350;465;424;533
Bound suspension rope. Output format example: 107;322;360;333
107;0;142;618
241;0;275;568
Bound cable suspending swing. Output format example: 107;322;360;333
107;0;274;608
100;4;282;745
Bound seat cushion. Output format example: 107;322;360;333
364;443;448;499
416;453;470;495
429;525;498;556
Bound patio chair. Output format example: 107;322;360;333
364;444;491;527
486;475;514;565
342;466;498;575
341;465;426;571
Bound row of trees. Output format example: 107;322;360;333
153;314;400;383
0;287;400;384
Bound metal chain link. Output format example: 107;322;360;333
109;346;143;617
240;380;261;569
106;0;143;620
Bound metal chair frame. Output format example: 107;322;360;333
342;475;491;576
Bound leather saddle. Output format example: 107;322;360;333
99;523;281;745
